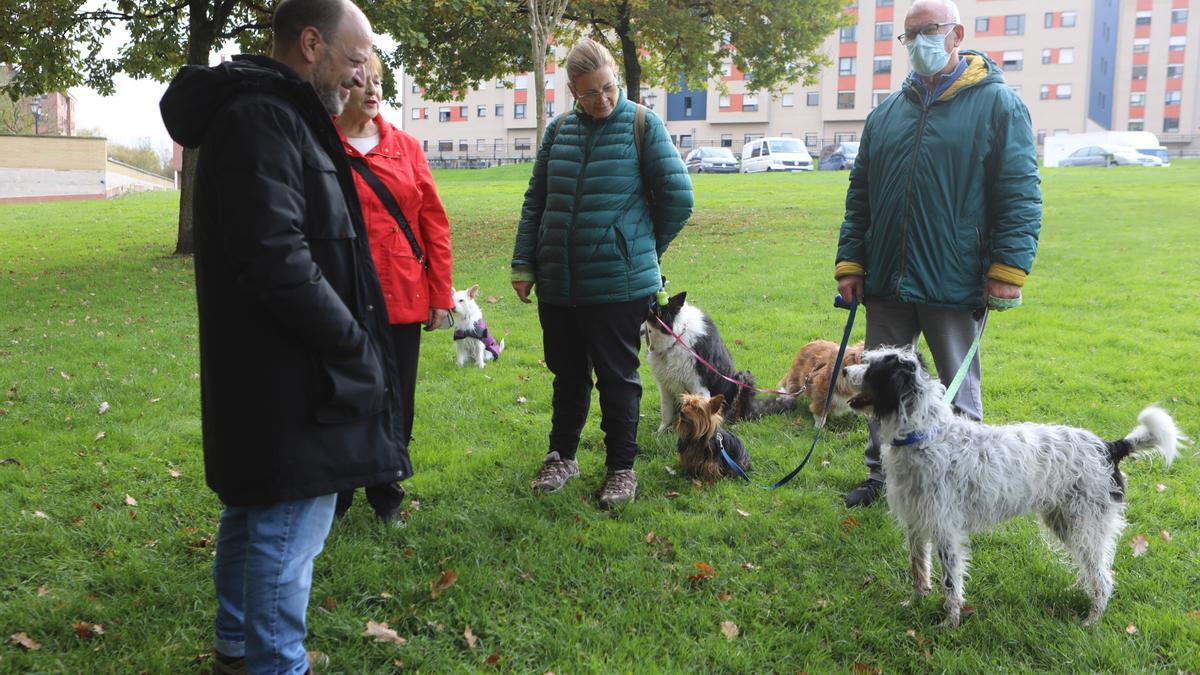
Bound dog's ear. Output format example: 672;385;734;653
467;284;480;299
707;395;725;414
668;291;687;309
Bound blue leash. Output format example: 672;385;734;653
720;295;859;489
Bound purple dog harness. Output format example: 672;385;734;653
454;319;502;360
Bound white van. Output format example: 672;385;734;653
740;137;814;173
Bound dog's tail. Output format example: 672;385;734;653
1108;406;1188;468
726;370;759;422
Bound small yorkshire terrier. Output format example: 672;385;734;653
777;339;865;426
674;394;751;482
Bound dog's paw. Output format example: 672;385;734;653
939;614;961;629
656;423;670;434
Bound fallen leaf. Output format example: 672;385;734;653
32;511;48;519
1187;610;1200;621
733;339;744;347
1126;623;1138;635
841;516;860;528
735;508;750;518
94;431;106;441
1156;484;1166;493
10;632;41;650
1160;530;1172;542
393;659;405;668
380;592;393;599
644;531;655;544
692;479;703;491
431;569;458;599
71;621;95;639
410;500;422;510
1129;534;1149;557
815;598;830;609
485;653;500;665
124;494;138;507
364;620;407;645
516;396;527;404
464;625;478;649
149;397;161;404
852;662;881;675
61;371;72;380
322;596;337;610
716;591;732;601
37;585;49;596
687;562;717;583
720;621;739;640
486;295;499;304
663;466;677;476
97;401;109;415
821;459;831;467
665;491;680;498
741;563;760;571
168;469;182;478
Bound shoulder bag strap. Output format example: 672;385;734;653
347;154;426;267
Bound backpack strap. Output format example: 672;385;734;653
633;103;647;162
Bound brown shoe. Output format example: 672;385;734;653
211;651;245;675
597;469;637;509
531;451;580;493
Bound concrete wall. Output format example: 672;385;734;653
0;135;106;203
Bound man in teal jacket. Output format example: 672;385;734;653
835;0;1041;507
512;39;693;508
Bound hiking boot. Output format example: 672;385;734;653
210;651;245;675
844;477;885;508
531;451;579;493
307;650;330;673
597;469;637;509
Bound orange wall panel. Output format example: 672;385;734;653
838;75;857;90
1168;50;1186;63
1135;24;1152;38
874;73;892;89
1131;79;1147;92
1164;104;1182;117
875;39;893;56
1166;78;1183;91
514;89;528;104
1129;105;1146;117
1133;52;1150;65
877;6;893;21
1170;22;1188;36
840;42;858;58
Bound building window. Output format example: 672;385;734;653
1135;11;1151;26
514;137;532;151
720;134;733;147
1061;48;1075;64
679;134;694;148
411;82;420;93
1042;48;1052;65
514;103;527;119
1130;92;1146;106
1061;11;1076;27
1002;51;1023;71
744;133;764;145
743;93;759;112
495;104;504;117
438;107;451;122
1172;8;1188;24
977;17;990;33
874;56;892;74
1127;120;1144;131
1164;118;1180;133
477;139;487;152
872;89;889;107
514;75;529;90
438;140;453;152
459;106;468;119
546;101;555;116
1036;129;1046;145
1167;64;1184;79
1005;15;1024;36
1039;85;1050;100
840;25;857;42
837;91;855;109
411;107;422;120
422;140;428;151
643;93;657;110
876;23;893;41
839;57;856;76
545;74;554;88
1056;84;1071;99
495;79;504;88
876;0;893;5
1133;38;1150;53
804;132;818;148
1132;65;1148;80
684;96;694;116
782;93;795;107
719;94;731;108
721;61;732;76
458;139;468;151
1043;13;1053;29
494;138;505;152
806;91;819;106
834;132;857;143
477;105;486;117
1168;36;1186;52
1165;90;1183;105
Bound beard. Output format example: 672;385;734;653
311;54;348;115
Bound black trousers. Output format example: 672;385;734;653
336;322;420;517
538;297;648;471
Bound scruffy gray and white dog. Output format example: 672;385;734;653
843;347;1186;627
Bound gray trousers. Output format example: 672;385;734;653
862;301;983;482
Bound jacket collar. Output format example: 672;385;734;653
902;50;998;104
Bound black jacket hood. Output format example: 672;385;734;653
160;55;309;149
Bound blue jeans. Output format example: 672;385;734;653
213;494;336;675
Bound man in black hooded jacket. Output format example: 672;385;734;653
160;0;408;671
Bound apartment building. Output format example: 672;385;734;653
401;0;1197;159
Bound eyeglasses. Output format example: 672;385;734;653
575;82;618;102
897;22;958;45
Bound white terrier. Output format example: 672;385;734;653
843;347;1186;627
450;285;504;368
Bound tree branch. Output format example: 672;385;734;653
75;0;189;23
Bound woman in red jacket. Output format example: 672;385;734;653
334;52;454;522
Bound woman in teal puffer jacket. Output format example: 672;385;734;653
512;38;693;509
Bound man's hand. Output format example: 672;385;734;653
425;308;450;331
838;275;865;305
985;278;1021;301
512;280;533;304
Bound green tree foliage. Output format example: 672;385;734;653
108;137;174;178
372;0;851;102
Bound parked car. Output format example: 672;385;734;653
1058;145;1163;167
685;146;739;173
740;137;813;173
818;142;859;170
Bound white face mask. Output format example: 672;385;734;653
906;31;951;77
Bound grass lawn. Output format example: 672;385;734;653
1;161;1198;673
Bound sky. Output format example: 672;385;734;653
69;20;401;156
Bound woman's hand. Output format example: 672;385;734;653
512;280;533;304
425;308;451;331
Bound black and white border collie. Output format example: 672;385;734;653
843;346;1186;627
644;292;789;432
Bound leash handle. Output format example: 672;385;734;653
834;294;855;311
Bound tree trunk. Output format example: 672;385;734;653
174;1;214;256
616;5;640;102
532;41;547;145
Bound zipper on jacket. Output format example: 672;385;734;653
897;93;931;298
566;111;613;306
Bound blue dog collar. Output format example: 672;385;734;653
893;428;939;447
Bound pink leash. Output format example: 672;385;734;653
651;315;800;397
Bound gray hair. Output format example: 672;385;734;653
909;0;961;24
272;0;346;50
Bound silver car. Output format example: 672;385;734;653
1059;145;1163;167
685;146;739;173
